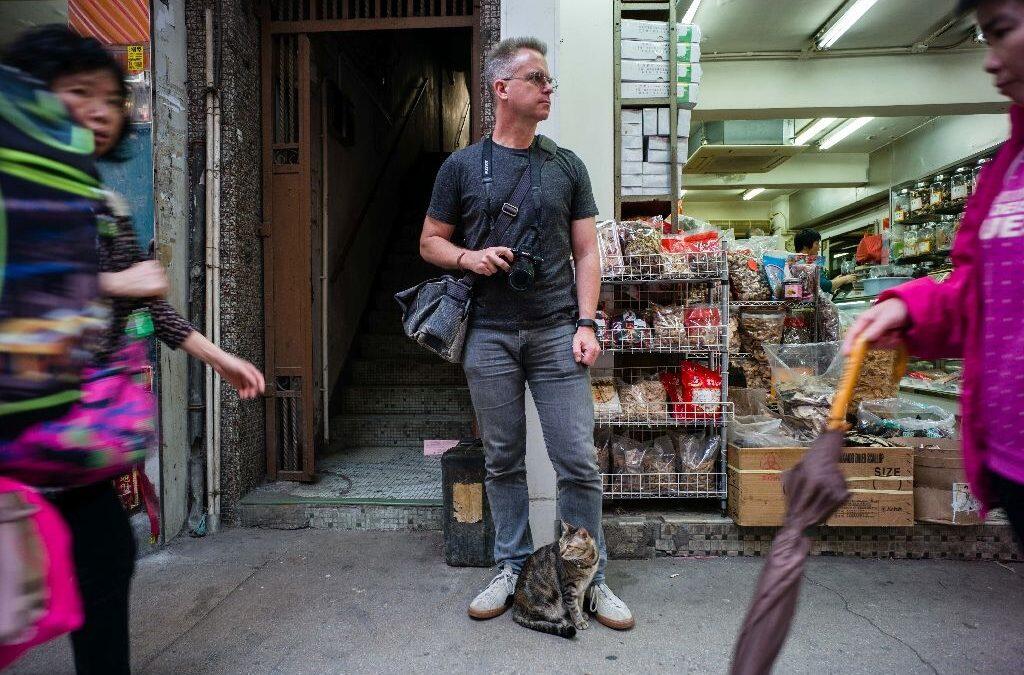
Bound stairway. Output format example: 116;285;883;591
241;153;473;531
330;155;475;456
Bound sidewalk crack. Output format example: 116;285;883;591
804;575;939;675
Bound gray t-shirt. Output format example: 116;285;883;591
426;138;598;329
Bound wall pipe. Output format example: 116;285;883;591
204;3;223;533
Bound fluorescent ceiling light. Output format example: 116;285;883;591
794;118;838;146
817;0;879;50
682;0;702;24
818;116;873;150
742;188;765;201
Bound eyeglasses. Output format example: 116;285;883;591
502;72;558;91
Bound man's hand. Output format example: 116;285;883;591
462;247;514;276
99;261;169;298
573;327;601;366
842;298;909;355
833;273;858;290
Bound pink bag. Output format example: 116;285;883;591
0;477;83;669
0;341;155;488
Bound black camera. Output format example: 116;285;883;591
507;249;542;291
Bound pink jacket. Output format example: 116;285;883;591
879;104;1022;514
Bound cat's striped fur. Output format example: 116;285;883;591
511;522;599;639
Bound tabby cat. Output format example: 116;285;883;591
511;521;599;639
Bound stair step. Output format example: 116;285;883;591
346;360;466;386
356;334;454;360
364;310;404;335
341;386;472;415
331;413;474;447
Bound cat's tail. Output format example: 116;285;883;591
512;612;576;639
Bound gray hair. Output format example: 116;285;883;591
484;37;548;98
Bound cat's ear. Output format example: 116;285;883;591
560;520;572;537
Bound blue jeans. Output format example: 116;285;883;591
463;322;607;582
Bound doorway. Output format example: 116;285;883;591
260;1;478;495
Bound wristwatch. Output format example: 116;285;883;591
576;318;598;331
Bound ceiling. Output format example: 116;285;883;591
690;0;973;54
0;1;67;49
793;115;936;153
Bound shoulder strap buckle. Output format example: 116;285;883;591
501;203;519;217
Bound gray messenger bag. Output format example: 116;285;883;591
394;135;555;363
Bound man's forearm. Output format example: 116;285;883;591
575;250;601;319
421;235;467;270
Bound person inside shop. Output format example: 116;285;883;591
793;229;858;295
419;37;634;630
2;25;265;674
845;0;1024;549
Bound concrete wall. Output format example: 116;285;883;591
321;31;472;401
185;0;265;525
153;0;190;541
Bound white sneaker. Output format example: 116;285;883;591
587;582;635;630
468;566;518;620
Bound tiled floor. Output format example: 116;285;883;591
247;446;442;504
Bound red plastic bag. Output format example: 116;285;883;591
679;360;723;420
660;371;686;420
855;234;883;265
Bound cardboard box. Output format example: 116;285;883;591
643;107;659;135
622;147;643;162
647;135;669;151
621;160;643;175
642;173;670;188
622;134;643;149
622;121;643;137
622;186;644;196
894;438;982;525
621;19;701;43
677;63;703;83
621;60;671;82
621;39;702;62
727;445;914;527
621;82;699;107
621;108;642;125
642;186;668;195
657;108;693;136
621;172;643;187
642;161;671;175
646;149;670;163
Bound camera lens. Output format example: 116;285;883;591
508;259;535;291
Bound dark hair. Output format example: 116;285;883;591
793;229;822;253
1;24;131;161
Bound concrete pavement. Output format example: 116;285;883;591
9;528;1024;674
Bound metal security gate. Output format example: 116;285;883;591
260;0;480;480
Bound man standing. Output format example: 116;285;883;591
419;37;634;630
793;229;858;295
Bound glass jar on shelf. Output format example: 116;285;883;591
929;174;948;209
890;220;905;261
909;181;929;214
972;158;990;194
892;188;910;224
936;216;956;251
950;167;971;204
904;224;919;258
917;221;936;256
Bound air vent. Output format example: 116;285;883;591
685;144;805;175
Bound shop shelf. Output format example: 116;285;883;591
601;250;728;283
601;472;726;499
619;97;672;107
599;325;726;354
621;193;673;202
595;402;733;428
729;299;815;310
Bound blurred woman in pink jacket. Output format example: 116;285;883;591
846;0;1024;545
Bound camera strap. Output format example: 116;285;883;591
477;134;554;252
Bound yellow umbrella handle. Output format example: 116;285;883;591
828;339;867;430
828;340;909;431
